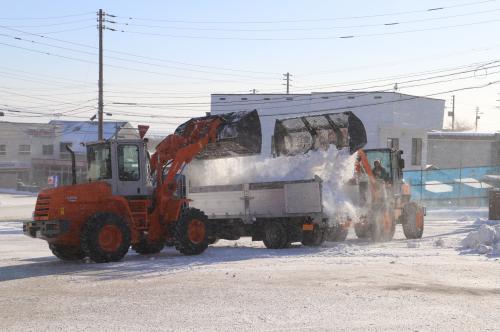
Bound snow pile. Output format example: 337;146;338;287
188;147;360;220
461;221;500;256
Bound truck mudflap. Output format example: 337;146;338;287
23;220;70;239
273;111;367;156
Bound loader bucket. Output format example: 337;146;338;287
273;111;366;156
175;110;262;159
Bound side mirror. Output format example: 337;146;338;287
399;158;405;169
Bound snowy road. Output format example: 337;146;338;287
0;193;499;331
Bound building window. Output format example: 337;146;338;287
0;144;5;156
219;97;226;101
42;144;54;156
241;97;247;101
264;97;270;100
60;142;72;159
286;97;293;101
348;96;355;99
19;144;31;155
321;96;329;99
411;138;422;166
374;95;382;99
387;138;399;150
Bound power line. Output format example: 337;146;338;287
112;0;496;24
0;12;95;20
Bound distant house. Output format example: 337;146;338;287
0;120;138;189
211;92;445;170
427;131;500;168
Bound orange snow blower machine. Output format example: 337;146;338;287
23;111;261;262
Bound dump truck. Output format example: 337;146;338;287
188;177;349;248
23;111;262;262
186;111;367;248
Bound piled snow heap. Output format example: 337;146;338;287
461;218;500;255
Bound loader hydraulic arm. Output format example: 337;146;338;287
149;117;222;219
356;149;381;201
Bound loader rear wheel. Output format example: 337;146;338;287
80;213;131;263
354;223;370;239
301;224;325;247
49;243;85;261
402;202;424;239
263;221;289;249
132;239;165;255
174;208;209;255
371;207;395;242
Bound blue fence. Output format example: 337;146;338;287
403;166;500;207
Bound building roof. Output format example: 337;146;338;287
428;130;500;140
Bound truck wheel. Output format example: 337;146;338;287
80;213;131;263
132;239;165;255
371;208;395;242
301;225;325;247
354;223;370;239
326;225;348;242
402;202;424;239
263;221;289;249
174;208;209;255
49;243;85;261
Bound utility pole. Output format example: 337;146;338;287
250;89;258;94
98;9;104;141
283;72;291;94
448;95;455;130
475;106;482;132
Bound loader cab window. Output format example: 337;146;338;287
364;150;392;179
87;144;112;181
118;144;140;181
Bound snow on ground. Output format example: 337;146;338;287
0;192;37;221
0;193;499;331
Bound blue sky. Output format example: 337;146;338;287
1;0;499;133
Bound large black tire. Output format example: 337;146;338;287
49;243;85;261
301;225;325;247
354;223;370;239
80;212;131;263
371;207;395;242
263;221;289;249
326;225;348;242
402;202;424;239
174;208;209;255
132;239;165;255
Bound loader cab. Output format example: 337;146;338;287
87;139;151;197
363;148;404;185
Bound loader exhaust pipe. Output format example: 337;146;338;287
65;145;77;185
273;111;367;156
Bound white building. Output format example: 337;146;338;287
211;92;445;170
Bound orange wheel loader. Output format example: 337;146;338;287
23;111;262;262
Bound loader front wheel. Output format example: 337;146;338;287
402;202;424;239
80;213;131;263
132;239;165;255
326;224;348;242
49;243;85;261
263;221;289;249
174;208;209;255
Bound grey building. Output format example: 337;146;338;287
427;131;500;168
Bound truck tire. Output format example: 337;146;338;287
49;243;85;261
354;223;370;239
132;239;165;255
326;225;348;242
80;212;131;263
371;207;395;242
301;225;325;247
402;202;424;239
263;221;289;249
174;208;209;255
